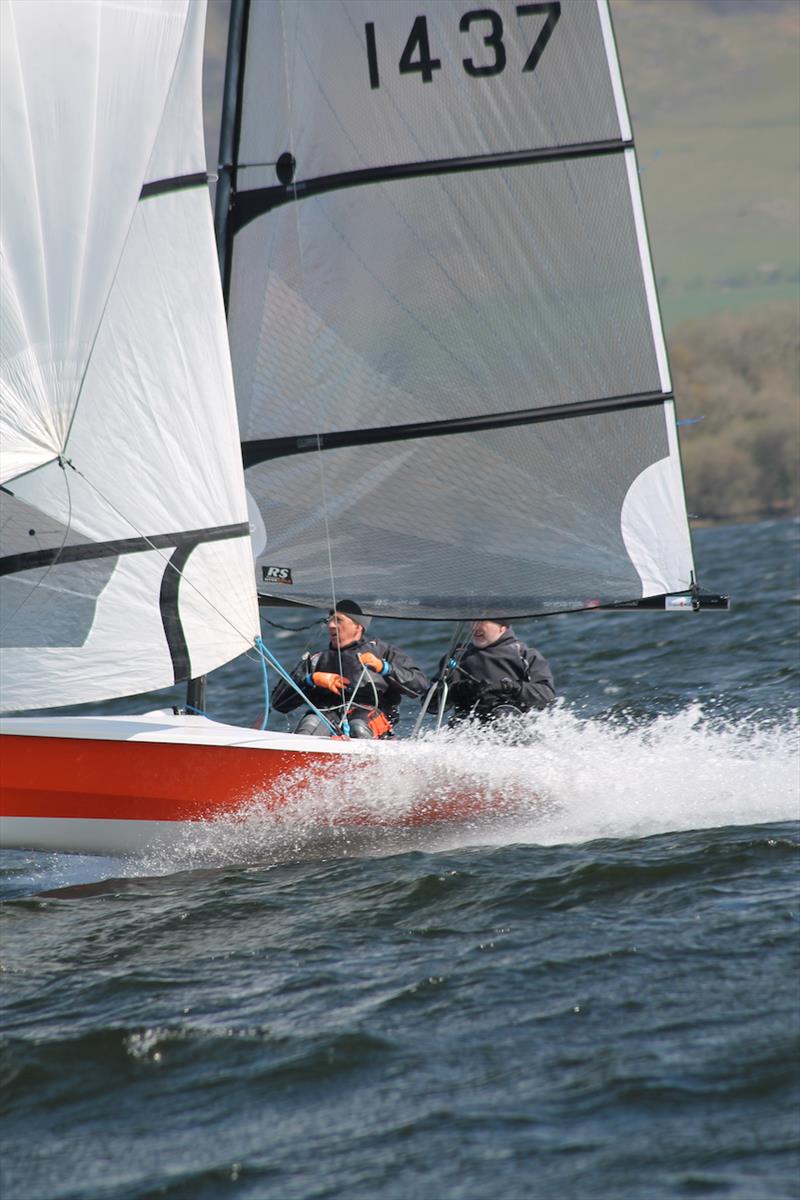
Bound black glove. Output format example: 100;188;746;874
480;678;522;705
448;679;480;708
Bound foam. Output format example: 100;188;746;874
136;703;799;873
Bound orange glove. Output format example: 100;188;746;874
311;671;349;695
358;651;385;674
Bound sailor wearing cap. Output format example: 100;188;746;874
271;600;429;738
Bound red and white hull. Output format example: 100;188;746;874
0;712;510;855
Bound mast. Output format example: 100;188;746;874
186;0;250;715
214;0;250;310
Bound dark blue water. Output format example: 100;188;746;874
2;520;798;1200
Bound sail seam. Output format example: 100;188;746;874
241;391;671;466
0;522;251;578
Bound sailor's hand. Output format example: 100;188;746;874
449;680;478;707
310;671;350;695
483;678;522;703
358;651;388;675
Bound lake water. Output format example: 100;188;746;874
1;518;798;1200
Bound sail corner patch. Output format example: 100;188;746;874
262;565;293;585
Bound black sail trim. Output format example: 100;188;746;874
0;522;250;578
241;391;669;468
139;172;209;200
231;138;633;231
159;544;196;683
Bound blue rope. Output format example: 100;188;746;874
253;636;339;736
256;638;270;730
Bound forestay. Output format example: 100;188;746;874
222;0;695;620
0;0;259;712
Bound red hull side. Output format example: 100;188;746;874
0;734;339;823
0;727;523;853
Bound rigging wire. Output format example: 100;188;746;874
254;636;337;734
411;620;469;737
256;634;270;730
261;614;326;632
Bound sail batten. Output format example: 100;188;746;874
241;390;671;467
231;137;634;229
0;523;252;579
140;173;209;200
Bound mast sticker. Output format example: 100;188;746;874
262;566;293;585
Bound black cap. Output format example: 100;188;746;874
329;599;372;630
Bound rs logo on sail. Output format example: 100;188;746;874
262;566;293;585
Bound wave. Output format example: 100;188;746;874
135;702;798;875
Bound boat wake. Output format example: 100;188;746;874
136;702;798;874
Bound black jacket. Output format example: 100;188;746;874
272;635;429;725
439;628;555;720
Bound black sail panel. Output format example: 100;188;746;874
245;405;679;620
230;162;662;440
224;0;695;617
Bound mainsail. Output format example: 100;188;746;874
0;0;259;712
220;0;695;620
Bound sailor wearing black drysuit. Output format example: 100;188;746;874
271;600;429;738
440;622;555;724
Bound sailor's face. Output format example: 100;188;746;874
471;620;507;649
327;612;363;648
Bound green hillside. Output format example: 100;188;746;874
611;0;800;328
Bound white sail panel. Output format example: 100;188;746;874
239;0;623;184
0;0;190;482
620;403;693;595
0;1;259;712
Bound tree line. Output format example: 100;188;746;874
669;302;799;521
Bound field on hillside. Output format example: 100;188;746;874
612;0;799;328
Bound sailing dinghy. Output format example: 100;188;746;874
0;0;725;855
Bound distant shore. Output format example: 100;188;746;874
671;302;799;525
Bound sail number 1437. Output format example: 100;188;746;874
365;4;561;90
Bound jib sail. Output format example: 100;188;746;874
0;0;259;712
